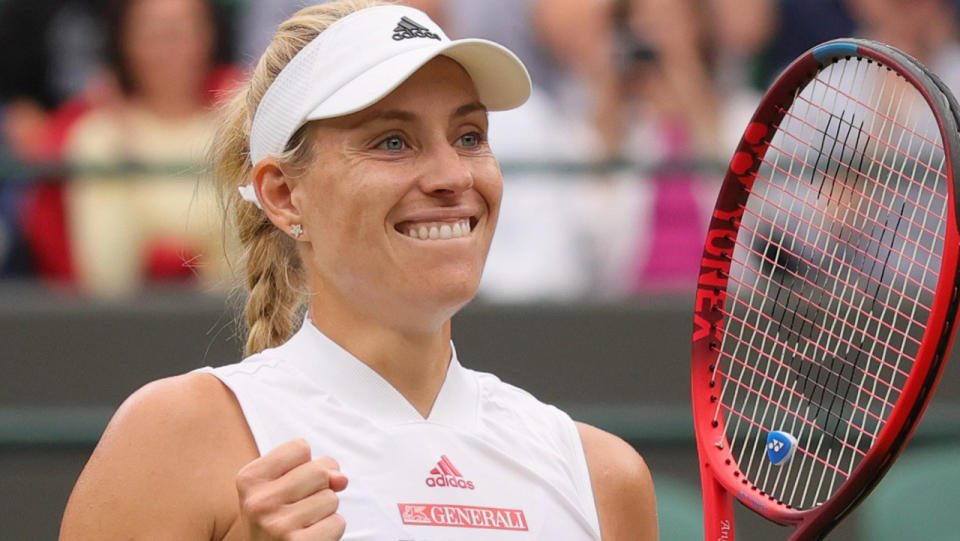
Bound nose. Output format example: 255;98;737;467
417;142;474;197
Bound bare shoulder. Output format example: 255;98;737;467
60;372;258;541
576;422;658;541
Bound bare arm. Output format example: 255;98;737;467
577;422;659;541
59;373;258;541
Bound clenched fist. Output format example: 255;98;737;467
236;439;349;540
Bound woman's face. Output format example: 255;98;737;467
293;57;502;332
122;0;214;99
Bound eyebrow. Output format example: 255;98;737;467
452;101;488;118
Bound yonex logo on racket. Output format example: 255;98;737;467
766;431;798;466
693;204;746;344
425;455;475;489
393;16;440;41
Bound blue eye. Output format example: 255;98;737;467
459;132;481;148
377;136;406;151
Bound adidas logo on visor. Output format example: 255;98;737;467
393;16;440;41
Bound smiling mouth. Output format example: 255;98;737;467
397;218;477;240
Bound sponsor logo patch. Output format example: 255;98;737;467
398;503;528;531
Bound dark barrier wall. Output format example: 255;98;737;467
2;286;958;540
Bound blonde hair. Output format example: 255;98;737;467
211;0;387;356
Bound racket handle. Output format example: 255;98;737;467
700;462;735;541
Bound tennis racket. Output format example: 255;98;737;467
691;38;960;541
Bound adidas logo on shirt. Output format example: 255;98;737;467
392;16;441;41
425;455;475;489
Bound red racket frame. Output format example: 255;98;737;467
691;38;960;541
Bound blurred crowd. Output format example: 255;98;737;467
0;0;958;301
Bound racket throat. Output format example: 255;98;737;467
699;458;736;541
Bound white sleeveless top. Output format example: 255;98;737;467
197;320;601;540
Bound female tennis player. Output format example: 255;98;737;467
58;1;657;539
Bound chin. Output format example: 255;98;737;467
388;285;476;334
435;277;481;307
387;259;487;325
415;273;481;318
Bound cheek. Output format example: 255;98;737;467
301;179;390;249
477;163;504;222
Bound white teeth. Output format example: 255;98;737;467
405;219;472;240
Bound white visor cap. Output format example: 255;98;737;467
248;4;532;167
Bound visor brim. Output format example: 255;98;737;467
305;38;532;121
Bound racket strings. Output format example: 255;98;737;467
787;96;948;190
807;66;946;151
731;210;931;342
722;260;914;381
802;59;934;503
771;109;947;245
737;185;937;301
786;62;928;505
712;56;947;510
717;284;903;411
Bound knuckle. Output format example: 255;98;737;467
285;530;309;541
330;513;347;536
322;488;341;508
312;489;339;515
308;461;332;482
261;515;290;538
317;455;340;471
240;493;271;517
235;468;257;493
289;438;312;460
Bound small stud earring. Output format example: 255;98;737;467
290;224;304;239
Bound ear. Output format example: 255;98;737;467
252;157;307;240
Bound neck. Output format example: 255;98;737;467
308;301;453;419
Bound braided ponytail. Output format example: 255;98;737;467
210;0;387;356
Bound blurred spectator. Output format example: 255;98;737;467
845;0;960;94
0;0;107;279
238;0;306;65
613;0;777;162
0;0;106;162
612;0;775;293
0;171;33;277
707;0;778;151
62;0;240;296
762;0;855;85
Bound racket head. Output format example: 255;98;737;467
691;38;960;539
